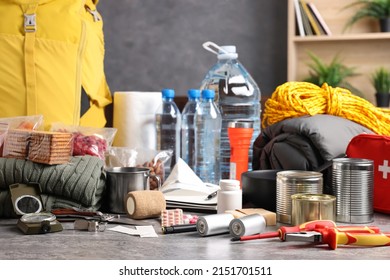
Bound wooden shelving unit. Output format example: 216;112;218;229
287;0;390;104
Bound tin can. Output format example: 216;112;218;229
332;158;374;223
291;194;336;226
276;170;323;224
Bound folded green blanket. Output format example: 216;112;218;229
0;156;106;218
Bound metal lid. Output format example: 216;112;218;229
277;170;323;183
228;120;254;128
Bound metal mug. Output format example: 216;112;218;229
105;167;161;213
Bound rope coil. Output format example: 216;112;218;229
262;82;390;135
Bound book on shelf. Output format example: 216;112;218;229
298;0;313;36
294;0;305;36
307;6;327;35
307;2;332;36
300;0;321;35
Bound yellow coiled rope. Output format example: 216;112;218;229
262;81;390;135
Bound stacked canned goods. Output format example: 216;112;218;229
276;170;323;224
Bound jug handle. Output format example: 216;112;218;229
202;41;228;56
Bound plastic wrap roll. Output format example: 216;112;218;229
196;213;234;237
229;214;266;238
125;190;166;219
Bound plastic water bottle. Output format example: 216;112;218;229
200;41;261;179
181;89;201;170
194;89;222;185
155;88;181;178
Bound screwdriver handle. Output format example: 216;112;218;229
324;228;390;250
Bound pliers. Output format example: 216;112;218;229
285;227;390;250
232;219;390;250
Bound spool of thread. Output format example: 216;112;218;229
229;214;266;238
196;213;234;237
125;190;166;219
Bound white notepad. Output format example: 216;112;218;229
161;158;219;211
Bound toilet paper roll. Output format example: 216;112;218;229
113;91;162;149
125;190;166;219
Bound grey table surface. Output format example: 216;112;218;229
1;212;390;260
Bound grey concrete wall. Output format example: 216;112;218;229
98;0;287;100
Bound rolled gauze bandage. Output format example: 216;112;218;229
125;190;166;219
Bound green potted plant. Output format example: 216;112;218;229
343;0;390;32
303;52;364;97
372;67;390;107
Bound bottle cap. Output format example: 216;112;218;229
218;45;238;60
201;89;215;100
219;179;240;191
202;41;238;60
162;88;175;98
187;89;201;100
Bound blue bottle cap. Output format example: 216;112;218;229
162;88;175;98
201;89;215;100
187;89;201;99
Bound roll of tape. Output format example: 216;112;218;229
229;214;266;238
125;190;166;219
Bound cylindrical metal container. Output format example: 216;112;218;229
276;171;323;224
196;213;234;237
106;167;160;214
331;158;374;223
229;214;266;238
291;194;336;226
